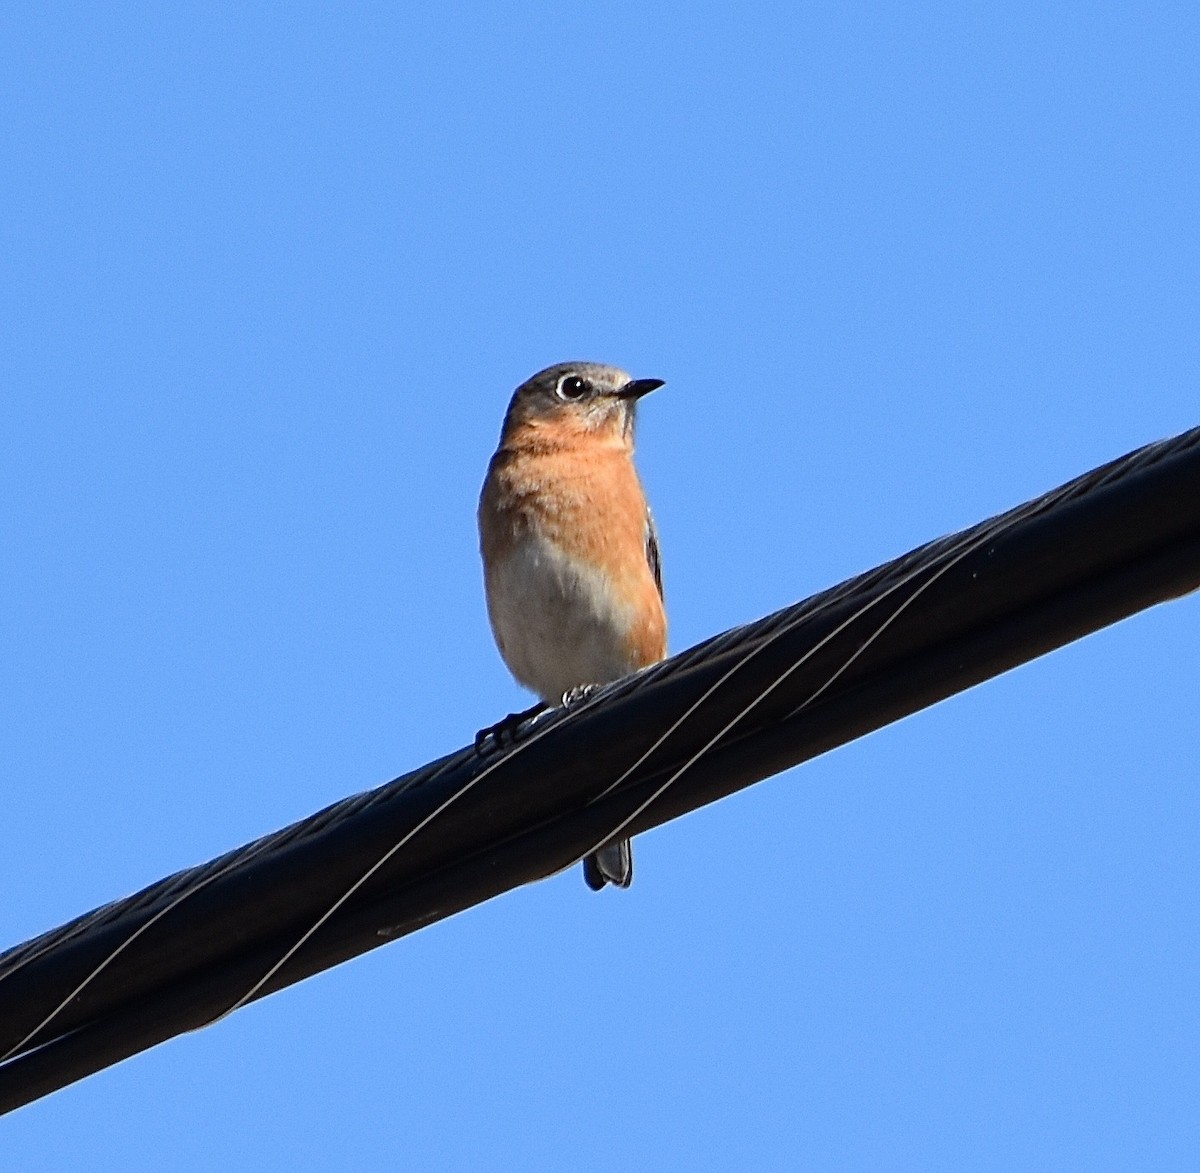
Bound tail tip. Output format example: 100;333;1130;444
582;840;634;891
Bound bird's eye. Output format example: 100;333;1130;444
556;375;589;401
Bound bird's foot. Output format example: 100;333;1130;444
561;683;601;708
474;701;548;755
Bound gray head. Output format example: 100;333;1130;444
500;361;665;444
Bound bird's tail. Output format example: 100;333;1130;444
582;839;633;890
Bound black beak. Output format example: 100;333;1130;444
617;377;665;401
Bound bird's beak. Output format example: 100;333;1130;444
617;377;665;401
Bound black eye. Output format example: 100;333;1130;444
556;375;588;401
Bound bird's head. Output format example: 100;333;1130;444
499;362;664;446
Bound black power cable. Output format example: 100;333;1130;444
1;425;1197;1114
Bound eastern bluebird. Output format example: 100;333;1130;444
478;361;667;890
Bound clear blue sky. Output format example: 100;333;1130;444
4;3;1199;1168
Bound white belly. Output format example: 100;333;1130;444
486;533;638;702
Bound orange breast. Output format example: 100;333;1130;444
479;417;667;671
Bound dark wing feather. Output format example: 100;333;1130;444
645;507;664;600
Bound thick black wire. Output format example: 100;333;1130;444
0;424;1197;1113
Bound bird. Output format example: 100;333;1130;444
478;361;667;890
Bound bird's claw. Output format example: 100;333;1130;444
561;683;600;707
474;686;601;755
474;702;548;755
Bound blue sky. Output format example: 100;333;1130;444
3;2;1199;1168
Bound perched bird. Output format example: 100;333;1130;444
478;361;667;890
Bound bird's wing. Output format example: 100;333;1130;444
645;507;664;600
